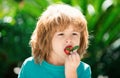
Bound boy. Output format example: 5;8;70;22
18;4;91;78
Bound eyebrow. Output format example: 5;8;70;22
73;29;80;32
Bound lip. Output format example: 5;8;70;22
65;45;72;48
64;45;73;50
64;45;73;55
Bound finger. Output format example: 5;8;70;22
68;54;72;61
71;52;77;61
71;52;80;61
70;51;73;55
75;52;80;61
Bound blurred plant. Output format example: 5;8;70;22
0;0;120;78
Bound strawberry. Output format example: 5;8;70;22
64;45;73;55
64;45;79;55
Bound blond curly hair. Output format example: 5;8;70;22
29;4;89;63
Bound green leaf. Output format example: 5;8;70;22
66;47;71;51
71;45;79;52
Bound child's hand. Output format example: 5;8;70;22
65;52;80;78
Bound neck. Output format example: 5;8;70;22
46;52;65;66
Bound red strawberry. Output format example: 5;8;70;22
64;45;79;55
64;45;73;55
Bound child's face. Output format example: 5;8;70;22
51;25;80;58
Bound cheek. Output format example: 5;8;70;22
52;38;63;51
76;39;80;45
73;37;80;45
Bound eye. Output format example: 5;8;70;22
72;33;78;35
58;33;64;36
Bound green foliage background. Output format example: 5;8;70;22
0;0;120;78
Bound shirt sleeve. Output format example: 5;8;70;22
18;61;27;78
77;62;92;78
83;66;91;78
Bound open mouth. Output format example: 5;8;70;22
64;45;79;55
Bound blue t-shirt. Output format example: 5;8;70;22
18;57;91;78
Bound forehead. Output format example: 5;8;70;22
56;24;81;32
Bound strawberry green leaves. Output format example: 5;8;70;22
64;45;79;55
71;45;79;52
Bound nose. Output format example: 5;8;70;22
66;38;72;44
